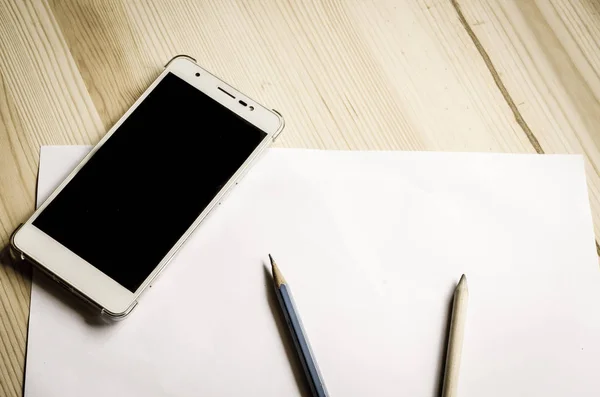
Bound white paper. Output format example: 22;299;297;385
26;146;600;397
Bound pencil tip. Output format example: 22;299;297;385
269;254;286;286
458;274;468;291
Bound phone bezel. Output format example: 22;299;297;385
12;57;284;317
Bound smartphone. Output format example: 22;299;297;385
11;55;284;319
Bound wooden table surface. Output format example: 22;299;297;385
1;0;599;395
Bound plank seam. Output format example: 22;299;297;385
450;0;544;154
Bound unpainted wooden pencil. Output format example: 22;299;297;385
441;274;469;397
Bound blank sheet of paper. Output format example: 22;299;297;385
27;146;600;397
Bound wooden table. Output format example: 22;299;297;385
1;1;599;395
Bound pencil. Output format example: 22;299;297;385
269;254;329;397
441;274;469;397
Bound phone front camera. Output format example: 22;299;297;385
195;72;200;77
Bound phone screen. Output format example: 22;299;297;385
33;73;267;292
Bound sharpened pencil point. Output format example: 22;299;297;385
269;254;287;287
457;274;468;292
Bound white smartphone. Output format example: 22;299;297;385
11;55;284;319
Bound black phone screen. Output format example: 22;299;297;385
33;73;267;292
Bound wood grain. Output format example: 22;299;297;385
49;0;533;152
458;0;600;239
1;1;599;396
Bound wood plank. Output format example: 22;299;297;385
49;0;535;152
456;0;600;241
0;0;103;395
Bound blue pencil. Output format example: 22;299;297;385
269;254;329;397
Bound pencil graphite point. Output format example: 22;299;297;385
269;254;287;287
